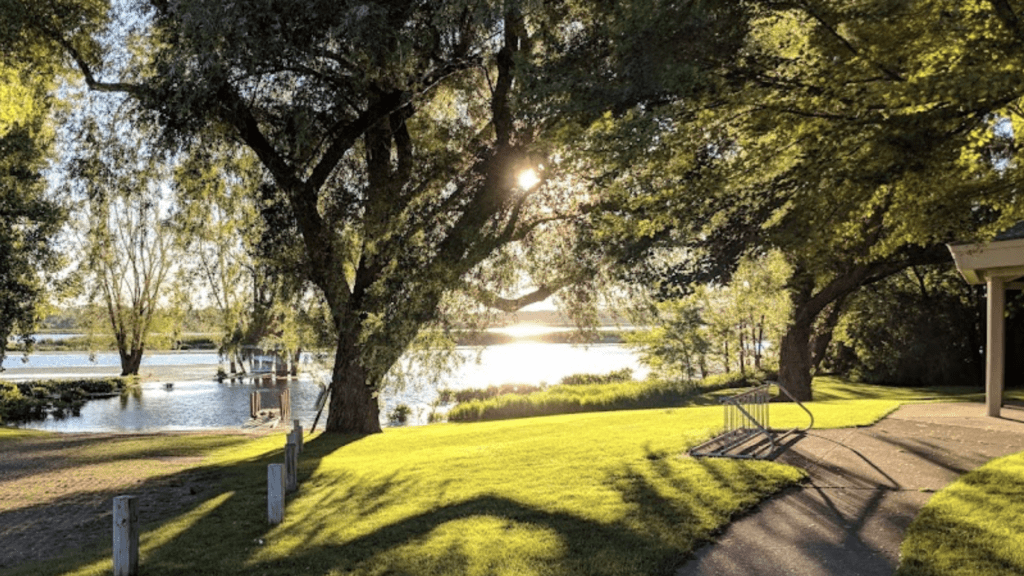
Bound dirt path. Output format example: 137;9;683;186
0;429;266;570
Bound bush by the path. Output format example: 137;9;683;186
0;378;130;423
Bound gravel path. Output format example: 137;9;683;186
0;429;264;570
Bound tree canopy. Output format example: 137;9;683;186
576;0;1024;399
9;0;756;431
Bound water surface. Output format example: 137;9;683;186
6;343;645;433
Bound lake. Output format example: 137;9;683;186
3;342;646;433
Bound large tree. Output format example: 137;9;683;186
0;53;64;368
14;0;753;432
580;0;1024;400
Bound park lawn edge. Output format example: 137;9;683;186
896;449;1024;576
1;378;1002;576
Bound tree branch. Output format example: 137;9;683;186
797;0;904;82
470;284;561;313
989;0;1024;43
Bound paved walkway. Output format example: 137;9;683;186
677;402;1024;576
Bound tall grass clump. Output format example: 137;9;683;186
438;383;547;404
446;370;768;422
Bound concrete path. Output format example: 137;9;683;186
677;402;1024;576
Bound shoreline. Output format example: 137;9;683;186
0;362;223;383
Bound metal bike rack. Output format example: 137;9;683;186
689;381;814;460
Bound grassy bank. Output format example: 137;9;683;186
3;378;926;576
442;370;980;423
897;450;1024;576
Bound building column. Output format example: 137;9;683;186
986;276;1006;417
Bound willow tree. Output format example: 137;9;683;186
67;110;180;376
15;0;753;431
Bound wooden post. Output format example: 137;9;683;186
279;389;291;422
285;442;298;493
250;392;261;419
267;464;284;524
293;420;303;454
113;495;139;576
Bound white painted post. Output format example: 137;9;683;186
293;419;303;454
285;442;298;493
268;464;285;524
986;276;1006;417
113;495;139;576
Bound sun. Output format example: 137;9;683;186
516;167;542;190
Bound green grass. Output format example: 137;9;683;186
445;373;989;425
0;426;51;441
896;450;1024;576
3;376;997;576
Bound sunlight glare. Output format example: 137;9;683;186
493;323;557;339
517;167;542;190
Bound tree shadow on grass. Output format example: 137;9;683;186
898;466;1024;576
7;433;798;576
0;431;365;575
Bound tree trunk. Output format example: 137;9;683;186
324;334;382;434
119;347;144;376
754;315;764;370
738;328;746;375
778;315;814;401
810;297;847;373
723;340;730;373
291;348;301;377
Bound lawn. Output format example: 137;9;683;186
896;450;1024;576
0;377;996;576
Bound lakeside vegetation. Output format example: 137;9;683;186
445;370;767;423
3;377;932;576
0;377;130;424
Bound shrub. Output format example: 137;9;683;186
559;368;633;386
447;379;700;422
701;370;774;390
388;403;413;425
445;383;546;404
0;377;129;423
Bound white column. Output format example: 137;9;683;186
986;276;1006;417
268;464;285;524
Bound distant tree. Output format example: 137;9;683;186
627;252;791;380
830;265;986;388
174;137;261;373
627;297;710;382
68;109;180;376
